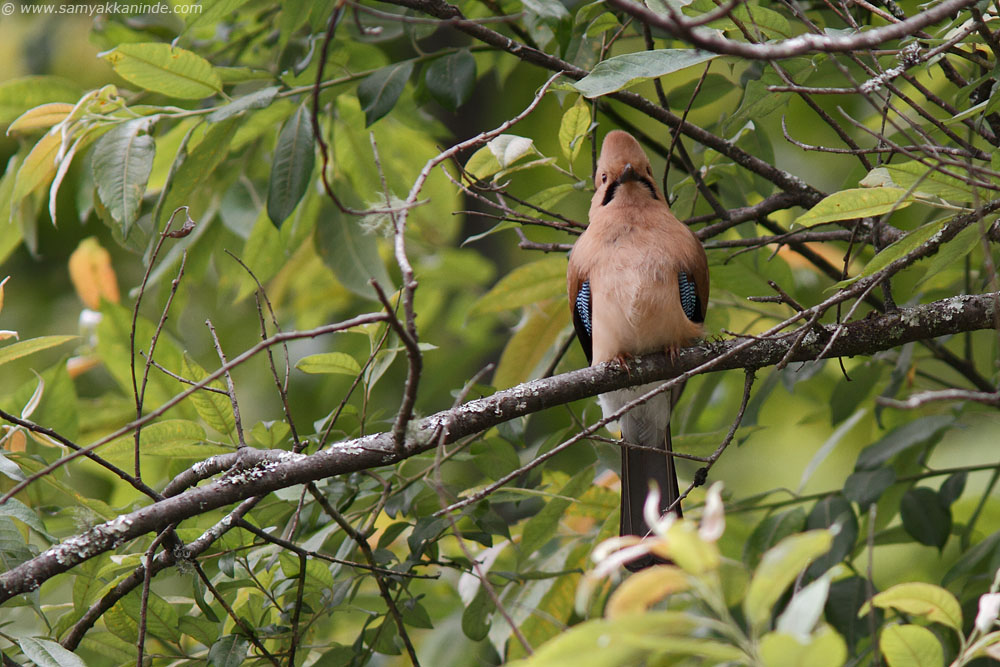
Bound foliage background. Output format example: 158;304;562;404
0;0;998;665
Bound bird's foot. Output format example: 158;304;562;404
613;353;633;378
665;345;680;364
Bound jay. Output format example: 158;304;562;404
567;130;709;568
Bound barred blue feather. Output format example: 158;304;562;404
575;280;592;336
678;272;698;321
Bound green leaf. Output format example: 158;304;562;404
207;85;280;122
0;335;77;367
157;118;238;226
471;438;521;481
357;61;414;127
879;624;944;667
703;3;792;37
558;97;591;163
296;352;362;376
572;49;719;98
939;472;966;506
835;220;947;288
267;104;315;226
826;577;879;651
725;59;813;133
759;625;847;667
182;354;237;438
916;222;982;288
315;206;393;298
461;584;493;640
805;496;858;577
186;0;253;32
493;300;569;389
744;530;834;629
0;75;82;125
208;635;250;667
469;255;567;315
101;43;222;99
118;590;181;643
18;637;88;667
76;633;134;664
944;530;1000;585
855;415;954;470
238;210;285;295
178;616;217;647
0;497;46;535
101;420;219;465
91;118;156;237
523;0;569;21
882;161;978;201
744;508;806;567
866;582;962;632
796;187;913;227
507;612;744;666
843;467;896;510
520;469;592;559
425;50;476;111
900;487;952;550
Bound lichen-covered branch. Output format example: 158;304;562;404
1;290;996;603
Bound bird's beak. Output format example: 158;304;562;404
616;162;641;185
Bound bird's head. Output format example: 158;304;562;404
594;130;662;206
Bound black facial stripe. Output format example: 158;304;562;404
601;175;659;205
601;181;619;206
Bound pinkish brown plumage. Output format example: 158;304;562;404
567;130;709;570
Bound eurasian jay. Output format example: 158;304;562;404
567;130;709;568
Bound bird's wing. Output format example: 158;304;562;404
568;265;593;364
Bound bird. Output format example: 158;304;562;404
566;130;709;570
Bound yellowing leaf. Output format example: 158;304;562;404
759;625;848;667
13;131;62;202
796;187;913;227
69;238;120;309
0;275;8;313
864;582;963;633
744;530;833;629
101;43;222;100
879;624;943;667
7;103;75;136
559;98;591;163
66;355;100;378
606;565;690;618
657;519;720;574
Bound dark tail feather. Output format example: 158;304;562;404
620;422;680;571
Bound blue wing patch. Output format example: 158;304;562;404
573;280;593;363
678;272;701;322
575;280;592;337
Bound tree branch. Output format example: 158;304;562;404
1;291;997;603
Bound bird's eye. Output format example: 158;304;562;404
601;173;607;183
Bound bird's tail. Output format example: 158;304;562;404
604;383;683;571
620;419;681;539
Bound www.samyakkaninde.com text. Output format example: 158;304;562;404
3;2;203;16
